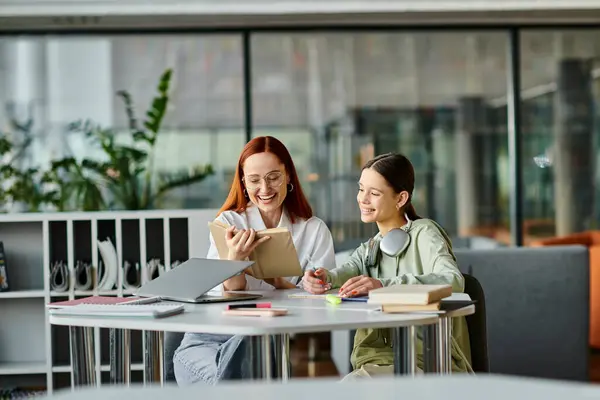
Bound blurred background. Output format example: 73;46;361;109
1;3;600;252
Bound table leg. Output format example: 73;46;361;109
272;334;291;381
143;330;164;385
69;326;96;387
249;335;272;380
439;316;453;374
110;328;131;384
423;322;440;373
392;326;416;376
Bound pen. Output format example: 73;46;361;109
226;302;272;310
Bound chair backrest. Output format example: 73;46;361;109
163;331;185;382
461;273;489;373
454;246;589;381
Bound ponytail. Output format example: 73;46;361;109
405;203;421;220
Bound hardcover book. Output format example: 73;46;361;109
0;242;9;292
208;220;303;279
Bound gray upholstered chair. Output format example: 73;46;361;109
164;332;185;382
332;245;589;381
454;245;589;381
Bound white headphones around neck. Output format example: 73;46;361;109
365;214;412;269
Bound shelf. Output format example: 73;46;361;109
0;209;216;394
101;363;144;372
0;361;46;375
51;365;70;373
0;290;45;299
52;363;144;373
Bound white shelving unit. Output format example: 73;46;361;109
0;209;217;394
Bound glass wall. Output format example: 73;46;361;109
0;35;245;211
520;30;600;244
3;28;600;248
251;32;509;248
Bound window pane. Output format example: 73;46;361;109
520;31;600;243
0;35;245;211
251;33;510;249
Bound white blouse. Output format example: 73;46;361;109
208;204;337;291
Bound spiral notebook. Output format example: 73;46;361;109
48;302;184;318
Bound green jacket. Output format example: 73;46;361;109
325;218;473;373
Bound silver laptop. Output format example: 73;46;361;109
135;258;262;303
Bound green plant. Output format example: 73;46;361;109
52;68;214;210
0;118;58;212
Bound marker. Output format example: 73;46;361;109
226;302;272;310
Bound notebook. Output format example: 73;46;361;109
208;220;303;279
47;296;160;309
48;302;184;318
368;284;453;305
288;289;338;299
288;290;368;302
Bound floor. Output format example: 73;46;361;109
290;333;340;379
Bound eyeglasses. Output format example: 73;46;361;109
243;171;285;191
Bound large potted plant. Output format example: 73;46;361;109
48;68;213;211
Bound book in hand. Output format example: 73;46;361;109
208;220;303;279
48;302;184;318
368;284;453;305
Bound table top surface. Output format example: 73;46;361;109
48;289;473;335
45;374;600;400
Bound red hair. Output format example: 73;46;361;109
218;136;313;223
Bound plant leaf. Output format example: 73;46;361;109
143;68;172;143
154;164;214;200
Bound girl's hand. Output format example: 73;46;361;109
225;226;270;261
338;275;382;297
302;268;331;294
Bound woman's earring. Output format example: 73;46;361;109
288;183;294;192
244;189;248;198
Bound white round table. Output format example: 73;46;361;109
49;289;442;386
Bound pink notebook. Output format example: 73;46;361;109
47;296;159;309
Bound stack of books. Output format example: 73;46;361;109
368;284;456;313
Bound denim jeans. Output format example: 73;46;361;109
173;332;285;386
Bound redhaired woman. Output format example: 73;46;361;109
174;136;336;385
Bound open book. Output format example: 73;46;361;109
208;220;303;279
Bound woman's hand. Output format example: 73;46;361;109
302;268;331;294
225;226;270;261
222;226;269;291
338;275;382;297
